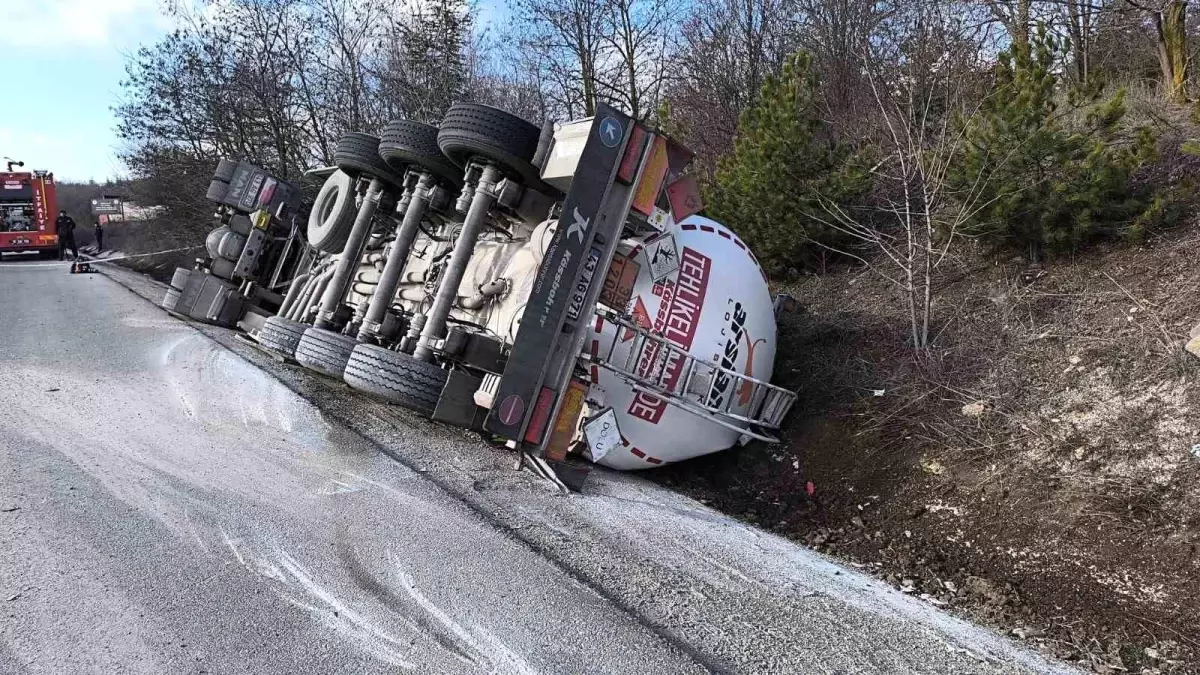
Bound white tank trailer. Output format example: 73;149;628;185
180;104;796;478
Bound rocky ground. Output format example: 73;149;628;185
653;228;1200;674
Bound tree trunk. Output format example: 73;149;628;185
990;0;1031;53
1156;1;1189;103
1065;0;1092;85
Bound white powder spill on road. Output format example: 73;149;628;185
539;473;1078;673
391;555;541;675
275;549;416;669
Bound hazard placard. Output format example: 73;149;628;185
600;252;639;310
584;408;621;462
644;234;680;282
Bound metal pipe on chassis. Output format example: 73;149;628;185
278;273;310;317
412;165;501;361
358;173;434;341
315;178;383;330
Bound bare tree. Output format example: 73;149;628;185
662;0;800;171
811;4;996;349
1062;0;1102;83
598;0;680;119
985;0;1035;47
1130;0;1191;101
511;0;609;117
380;0;474;122
794;0;890;134
468;31;556;122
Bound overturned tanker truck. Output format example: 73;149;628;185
165;103;797;476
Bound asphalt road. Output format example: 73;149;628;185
0;259;1076;675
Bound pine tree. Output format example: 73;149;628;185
949;25;1158;260
706;52;870;277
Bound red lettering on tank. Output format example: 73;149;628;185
627;248;712;424
623;296;653;341
628;393;662;420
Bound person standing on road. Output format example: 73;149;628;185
56;210;77;261
93;221;104;253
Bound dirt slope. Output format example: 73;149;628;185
654;228;1200;673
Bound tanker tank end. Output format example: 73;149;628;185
1187;322;1200;358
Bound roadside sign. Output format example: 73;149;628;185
91;198;123;216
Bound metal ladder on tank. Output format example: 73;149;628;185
585;307;798;443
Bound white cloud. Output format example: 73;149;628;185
0;0;172;48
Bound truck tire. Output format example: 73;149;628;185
335;133;405;190
258;316;308;356
380;120;462;187
295;327;359;379
306;170;356;254
206;179;230;202
437;104;543;187
213;158;237;182
162;287;181;312
344;344;448;415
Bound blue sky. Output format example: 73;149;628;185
0;1;174;183
1;0;506;184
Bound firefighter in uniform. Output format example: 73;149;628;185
56;211;77;261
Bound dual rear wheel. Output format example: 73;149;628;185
290;105;545;415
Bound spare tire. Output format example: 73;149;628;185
295;327;359;379
343;344;448;415
380;120;463;188
437;104;543;187
307;170;357;254
258;316;308;356
335;133;405;189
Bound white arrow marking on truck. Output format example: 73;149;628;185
603;120;619;142
567;207;589;244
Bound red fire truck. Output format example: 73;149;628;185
0;159;60;259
